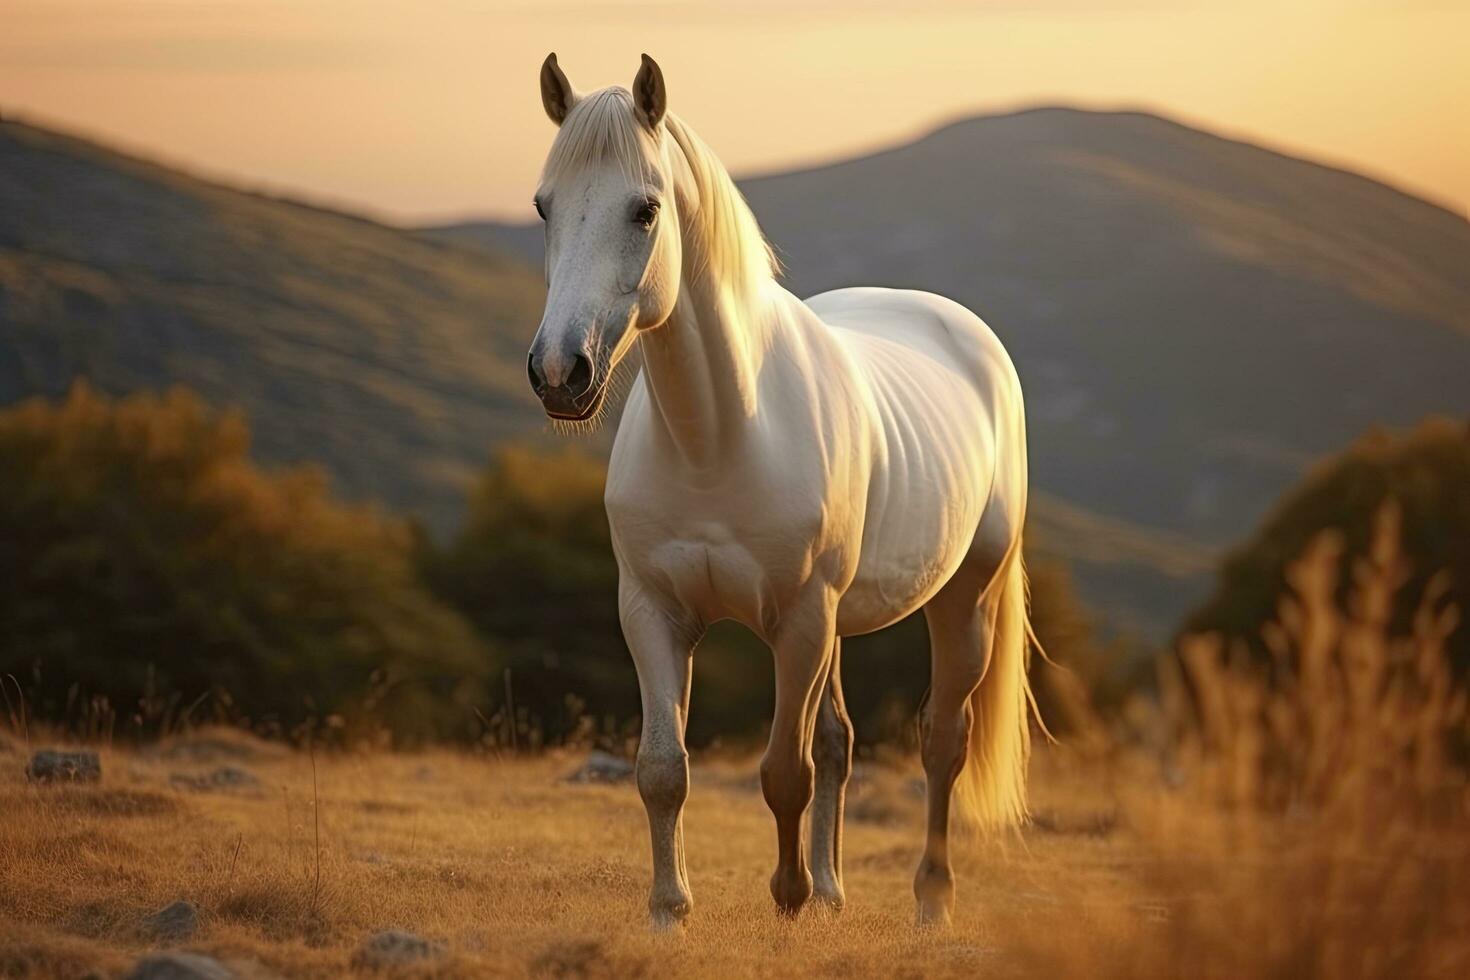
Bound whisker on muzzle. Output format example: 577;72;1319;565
546;343;640;438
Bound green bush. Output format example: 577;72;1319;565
421;444;632;744
0;384;493;742
1180;417;1469;675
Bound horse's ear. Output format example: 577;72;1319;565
540;53;577;126
632;54;667;130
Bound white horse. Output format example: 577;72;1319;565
526;53;1036;928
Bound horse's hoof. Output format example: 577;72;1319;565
913;861;954;927
811;877;846;912
648;894;692;931
770;864;813;916
915;900;953;928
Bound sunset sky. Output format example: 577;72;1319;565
3;1;1467;223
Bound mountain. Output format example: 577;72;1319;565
5;109;1468;639
0;117;547;530
430;107;1470;632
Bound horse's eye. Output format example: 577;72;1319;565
533;199;546;221
634;201;660;229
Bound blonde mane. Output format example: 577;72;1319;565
539;87;777;304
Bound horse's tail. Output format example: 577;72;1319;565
953;543;1034;832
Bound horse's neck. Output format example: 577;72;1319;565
637;270;776;468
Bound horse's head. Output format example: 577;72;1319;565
526;53;685;422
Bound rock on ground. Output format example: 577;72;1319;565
169;767;259;792
123;952;236;980
563;750;635;784
26;749;101;783
351;930;446;970
140;900;199;942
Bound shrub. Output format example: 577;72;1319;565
1180;417;1469;676
0;384;493;743
421;444;630;746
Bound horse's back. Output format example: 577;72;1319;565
806;287;1021;416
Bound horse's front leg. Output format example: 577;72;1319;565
762;593;839;916
621;586;697;929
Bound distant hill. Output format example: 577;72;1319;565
5;109;1468;638
430;107;1470;632
0;118;547;530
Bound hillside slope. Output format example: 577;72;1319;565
0;118;547;530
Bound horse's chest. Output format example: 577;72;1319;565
608;481;835;636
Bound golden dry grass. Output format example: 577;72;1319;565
1;731;1464;980
3;505;1467;979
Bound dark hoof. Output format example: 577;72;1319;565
770;864;813;917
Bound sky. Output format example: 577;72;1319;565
3;1;1467;223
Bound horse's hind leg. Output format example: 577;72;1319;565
915;578;998;926
810;637;853;909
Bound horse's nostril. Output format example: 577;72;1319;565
567;354;594;397
527;352;546;393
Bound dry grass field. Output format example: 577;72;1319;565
1;728;1465;980
3;511;1467;979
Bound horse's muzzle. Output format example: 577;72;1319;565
528;350;603;420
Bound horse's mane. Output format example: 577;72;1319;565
539;87;777;304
